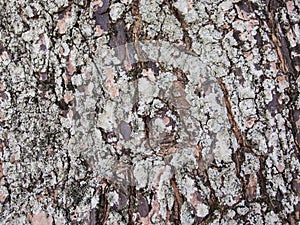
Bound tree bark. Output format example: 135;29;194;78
0;0;299;224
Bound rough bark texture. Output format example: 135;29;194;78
0;0;299;224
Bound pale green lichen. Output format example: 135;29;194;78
110;3;126;21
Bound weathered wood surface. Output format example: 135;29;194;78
0;0;299;224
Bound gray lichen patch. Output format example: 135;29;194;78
109;3;126;21
208;164;242;207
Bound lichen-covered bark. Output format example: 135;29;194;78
0;0;299;224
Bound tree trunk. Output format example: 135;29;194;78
0;0;299;224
